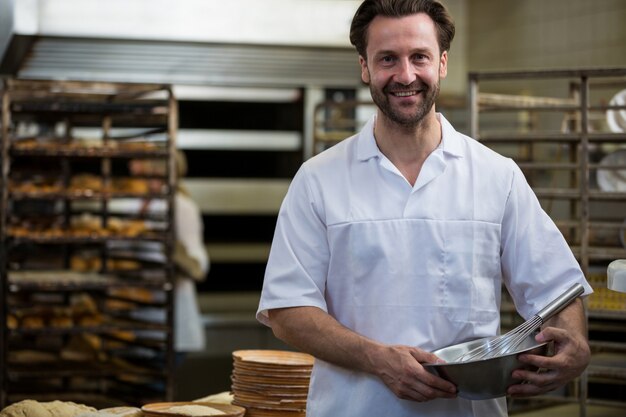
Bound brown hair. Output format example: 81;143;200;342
349;0;455;59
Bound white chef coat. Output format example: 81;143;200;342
257;113;592;417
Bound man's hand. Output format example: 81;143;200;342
507;300;591;397
372;345;457;402
269;306;456;403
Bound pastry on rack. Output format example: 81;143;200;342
21;314;45;329
61;333;104;362
108;287;155;304
11;137;41;150
71;213;105;237
69;293;105;327
78;313;104;327
11;137;66;151
8;214;150;240
40;226;66;239
9;222;65;239
112;178;150;194
121;219;148;237
69;174;103;194
117;141;158;151
8;179;63;194
50;307;74;328
72;293;98;312
6;314;18;329
110;259;141;270
7;225;31;238
105;286;155;312
70;255;93;272
8;349;58;364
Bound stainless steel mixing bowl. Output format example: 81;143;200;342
423;332;549;400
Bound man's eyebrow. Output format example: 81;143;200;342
410;47;435;55
373;47;434;57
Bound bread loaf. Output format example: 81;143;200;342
0;400;96;417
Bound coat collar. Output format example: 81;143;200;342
356;113;464;162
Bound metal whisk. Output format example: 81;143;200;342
455;283;585;363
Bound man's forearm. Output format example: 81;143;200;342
268;306;384;374
543;298;587;337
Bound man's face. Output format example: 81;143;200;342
359;13;448;128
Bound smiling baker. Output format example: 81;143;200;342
256;1;592;416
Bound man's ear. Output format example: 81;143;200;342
439;50;448;79
359;55;370;84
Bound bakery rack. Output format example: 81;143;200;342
468;68;626;416
0;79;178;408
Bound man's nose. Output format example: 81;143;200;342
394;58;416;85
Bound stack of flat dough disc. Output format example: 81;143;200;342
231;350;314;417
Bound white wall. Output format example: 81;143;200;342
468;0;626;72
10;0;362;47
440;0;468;97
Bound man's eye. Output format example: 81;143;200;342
381;56;395;63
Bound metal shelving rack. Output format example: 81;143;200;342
0;79;178;408
469;68;626;416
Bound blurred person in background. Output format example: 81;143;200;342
256;1;592;416
125;150;208;357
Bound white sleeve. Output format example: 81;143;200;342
256;165;330;326
500;162;593;319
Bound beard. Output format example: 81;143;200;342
369;78;440;129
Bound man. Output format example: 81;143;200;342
257;1;592;416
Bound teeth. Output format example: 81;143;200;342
394;91;416;97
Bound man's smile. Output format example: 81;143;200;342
391;90;418;97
